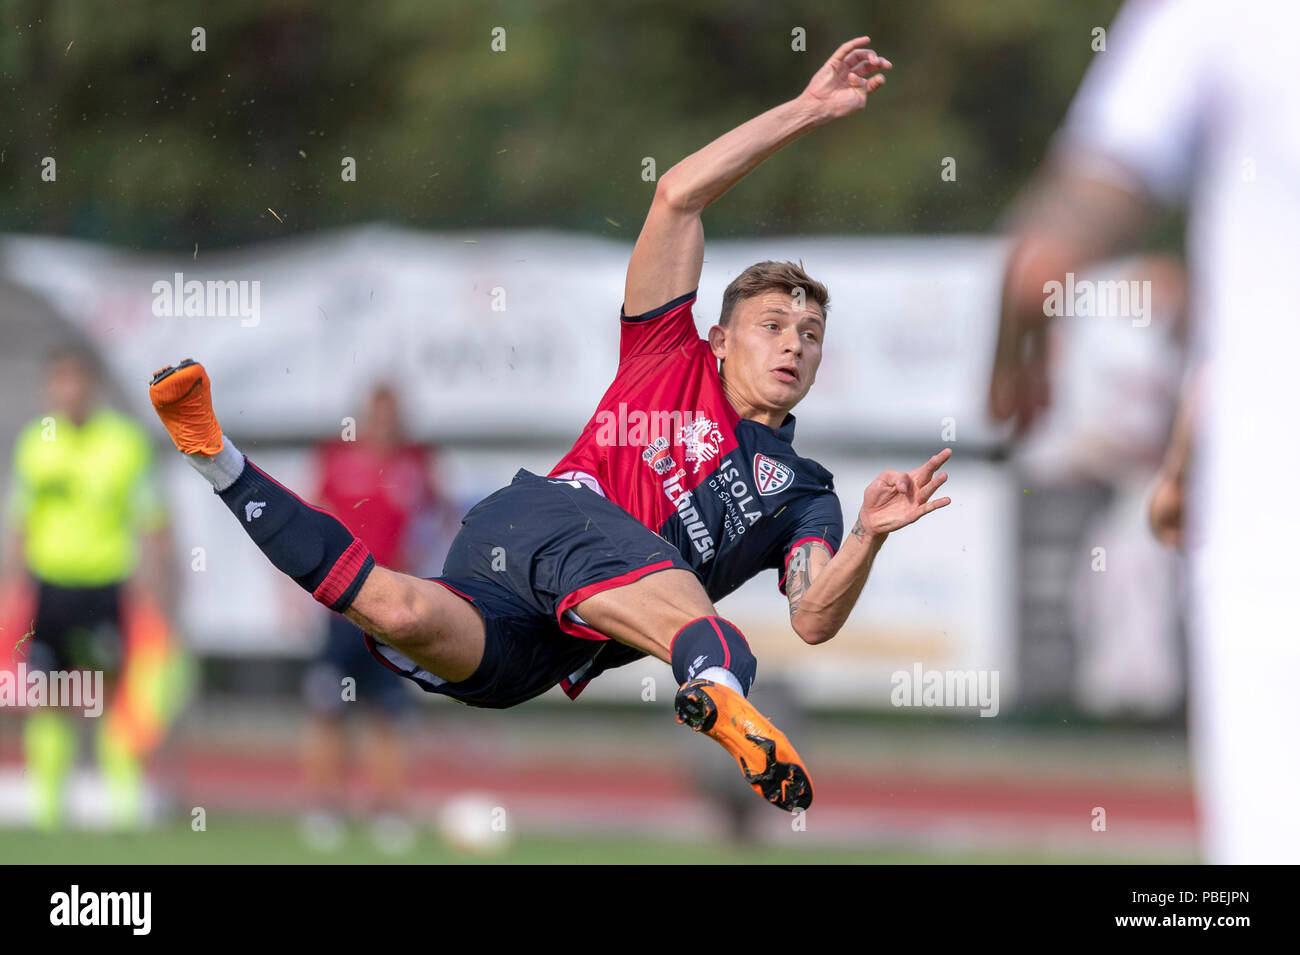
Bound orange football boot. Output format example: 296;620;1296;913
675;678;813;811
148;359;225;455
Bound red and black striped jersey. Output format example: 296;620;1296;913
550;290;842;600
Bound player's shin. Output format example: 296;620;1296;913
148;360;370;613
212;457;374;612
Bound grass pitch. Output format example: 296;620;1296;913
0;819;1170;864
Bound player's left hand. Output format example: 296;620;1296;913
1148;472;1184;549
989;301;1053;435
859;448;952;536
800;36;892;121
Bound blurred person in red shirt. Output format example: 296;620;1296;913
298;384;448;853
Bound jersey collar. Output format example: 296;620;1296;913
49;407;106;433
774;413;797;444
741;413;797;444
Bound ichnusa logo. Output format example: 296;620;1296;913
753;453;794;496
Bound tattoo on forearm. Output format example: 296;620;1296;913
785;542;816;619
851;518;868;542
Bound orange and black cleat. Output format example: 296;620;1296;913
148;359;225;455
675;678;813;812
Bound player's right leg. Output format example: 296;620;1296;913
147;359;484;683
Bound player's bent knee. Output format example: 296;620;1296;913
370;598;425;650
355;572;483;664
345;567;425;648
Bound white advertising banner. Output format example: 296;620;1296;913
2;228;1017;709
1;227;1008;446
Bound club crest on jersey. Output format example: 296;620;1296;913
754;453;794;496
678;417;726;474
641;436;677;475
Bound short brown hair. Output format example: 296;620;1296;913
719;260;829;327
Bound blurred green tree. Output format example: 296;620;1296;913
0;0;1122;250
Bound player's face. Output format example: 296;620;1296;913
709;291;824;423
47;358;96;424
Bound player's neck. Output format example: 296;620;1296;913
58;407;94;428
741;409;786;431
720;377;788;431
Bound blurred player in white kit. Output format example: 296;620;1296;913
989;0;1300;862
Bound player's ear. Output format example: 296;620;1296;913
707;324;728;360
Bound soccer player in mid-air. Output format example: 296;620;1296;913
147;36;951;812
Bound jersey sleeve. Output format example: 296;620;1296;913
618;290;700;362
1052;0;1214;202
775;491;843;596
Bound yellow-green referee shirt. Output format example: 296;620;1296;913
7;409;167;587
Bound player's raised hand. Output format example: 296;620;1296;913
1148;472;1185;549
859;448;952;536
800;36;892;122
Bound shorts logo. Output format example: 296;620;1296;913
753;454;794;496
678;417;726;474
641;436;677;475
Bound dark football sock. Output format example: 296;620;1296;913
216;457;374;612
670;616;757;696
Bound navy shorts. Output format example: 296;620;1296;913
303;613;412;718
365;469;692;708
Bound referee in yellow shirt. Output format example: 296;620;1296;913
0;346;172;830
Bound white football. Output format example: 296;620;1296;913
436;792;514;856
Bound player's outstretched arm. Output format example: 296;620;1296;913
990;170;1152;434
623;36;891;316
785;448;951;645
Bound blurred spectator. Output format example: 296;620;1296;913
298;384;452;853
1013;254;1188;717
989;0;1300;862
0;345;173;830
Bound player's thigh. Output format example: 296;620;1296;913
344;565;485;682
573;568;715;664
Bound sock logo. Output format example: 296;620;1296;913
687;654;707;679
245;500;267;522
